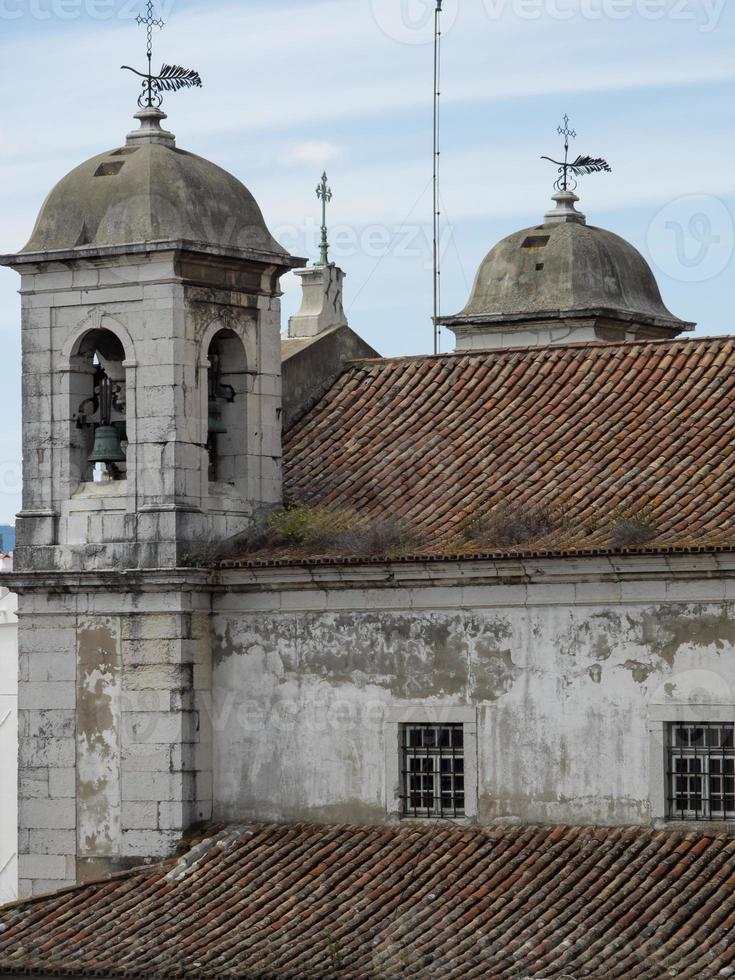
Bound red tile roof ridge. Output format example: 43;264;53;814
348;333;735;368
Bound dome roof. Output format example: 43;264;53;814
459;193;683;330
22;109;289;259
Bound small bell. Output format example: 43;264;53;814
88;424;126;464
208;398;228;436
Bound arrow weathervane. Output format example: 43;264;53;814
541;114;611;192
122;0;202;109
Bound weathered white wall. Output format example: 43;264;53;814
212;557;735;828
0;555;18;904
14;580;213;899
14;554;735;898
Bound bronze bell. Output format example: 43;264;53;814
88;424;126;464
208;398;228;436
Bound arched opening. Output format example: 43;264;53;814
206;329;248;487
70;329;128;485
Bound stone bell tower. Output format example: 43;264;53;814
1;102;303;896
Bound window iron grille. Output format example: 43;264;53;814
667;722;735;821
400;723;465;819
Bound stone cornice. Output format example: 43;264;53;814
0;239;306;272
7;553;735;600
218;552;735;592
3;567;216;595
439;307;696;332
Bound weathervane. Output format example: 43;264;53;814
121;0;202;109
541;114;611;192
316;172;333;266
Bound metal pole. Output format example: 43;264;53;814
432;1;442;355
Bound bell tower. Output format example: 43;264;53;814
2;95;303;895
7;105;301;572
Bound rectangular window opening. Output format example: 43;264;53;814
521;235;550;250
94;162;126;177
400;723;465;819
666;722;735;821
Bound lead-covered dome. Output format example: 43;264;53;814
441;191;694;350
22;108;288;259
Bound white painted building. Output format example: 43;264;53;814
0;554;17;904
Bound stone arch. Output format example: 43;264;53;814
199;311;255;363
202;321;250;489
61;310;135;368
66;320;132;486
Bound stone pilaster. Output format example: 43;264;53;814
14;576;213;895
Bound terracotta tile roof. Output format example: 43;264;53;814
255;336;735;564
2;822;735;979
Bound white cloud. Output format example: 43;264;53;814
287;141;342;166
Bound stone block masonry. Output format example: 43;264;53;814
16;583;213;897
10;253;292;578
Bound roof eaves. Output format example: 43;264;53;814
220;542;735;570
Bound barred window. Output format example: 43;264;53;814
667;723;735;821
400;723;465;819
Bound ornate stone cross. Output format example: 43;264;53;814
316;172;333;266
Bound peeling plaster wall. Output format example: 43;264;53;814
212;568;735;828
77;620;121;862
16;558;735;894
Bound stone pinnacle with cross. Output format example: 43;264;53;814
316;172;333;266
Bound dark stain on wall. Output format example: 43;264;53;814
638;605;735;666
215;611;518;701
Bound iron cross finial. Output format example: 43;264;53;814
558;113;576;148
316;172;333;266
121;0;202;110
541;113;611;193
139;0;165;63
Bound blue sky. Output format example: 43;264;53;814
1;0;734;522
